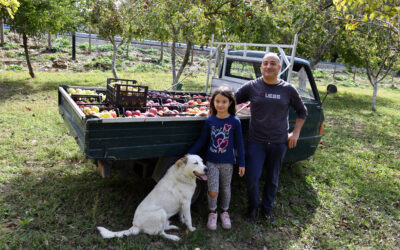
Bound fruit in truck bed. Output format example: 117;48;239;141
83;107;91;115
149;108;158;115
132;110;141;116
125;110;132;117
91;106;100;113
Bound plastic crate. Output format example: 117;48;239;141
106;78;148;107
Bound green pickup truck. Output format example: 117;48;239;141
58;41;336;202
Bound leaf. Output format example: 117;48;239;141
25;106;31;111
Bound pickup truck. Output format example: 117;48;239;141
58;40;336;202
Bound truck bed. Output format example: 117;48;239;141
58;85;320;163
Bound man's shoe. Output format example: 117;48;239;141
243;207;258;222
260;208;274;224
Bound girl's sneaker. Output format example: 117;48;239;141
220;211;231;229
207;212;218;230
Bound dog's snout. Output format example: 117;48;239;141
204;167;208;173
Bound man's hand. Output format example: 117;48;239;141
288;118;305;149
238;167;245;177
288;131;300;149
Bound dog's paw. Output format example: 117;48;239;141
188;226;196;232
170;235;181;241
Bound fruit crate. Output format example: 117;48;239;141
106;78;148;107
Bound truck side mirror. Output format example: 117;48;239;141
327;84;337;94
321;84;337;105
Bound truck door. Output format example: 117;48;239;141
284;64;324;162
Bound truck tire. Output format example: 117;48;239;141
96;159;112;178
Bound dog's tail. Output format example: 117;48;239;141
97;225;140;239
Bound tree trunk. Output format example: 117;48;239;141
160;41;164;61
88;27;92;54
353;67;356;82
371;78;378;111
171;40;177;87
190;45;194;65
126;38;130;58
22;33;35;78
333;63;337;81
0;18;4;46
71;30;76;61
175;40;192;85
112;41;119;79
47;33;51;48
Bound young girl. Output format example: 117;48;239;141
188;86;245;230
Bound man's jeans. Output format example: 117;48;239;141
245;141;287;212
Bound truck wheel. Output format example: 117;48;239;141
97;159;112;178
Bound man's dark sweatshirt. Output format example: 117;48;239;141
235;77;308;144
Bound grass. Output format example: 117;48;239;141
0;70;399;249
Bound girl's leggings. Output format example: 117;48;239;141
206;161;233;211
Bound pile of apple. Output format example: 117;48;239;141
81;105;117;119
68;87;106;101
125;107;181;118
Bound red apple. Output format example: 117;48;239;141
132;110;141;116
125;110;132;117
149;108;158;115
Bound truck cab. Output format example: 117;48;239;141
208;49;325;163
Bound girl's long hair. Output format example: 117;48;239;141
209;86;236;116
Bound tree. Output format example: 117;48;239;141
89;0;143;79
333;0;399;35
0;0;19;18
333;0;400;110
346;23;399;111
144;1;207;88
0;0;20;46
7;0;79;78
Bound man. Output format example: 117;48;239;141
235;53;307;223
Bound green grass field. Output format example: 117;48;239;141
0;71;399;249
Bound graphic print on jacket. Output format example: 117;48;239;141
210;123;232;153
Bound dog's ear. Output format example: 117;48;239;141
176;156;188;167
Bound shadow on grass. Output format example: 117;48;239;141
1;159;320;249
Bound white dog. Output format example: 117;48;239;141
97;154;207;241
